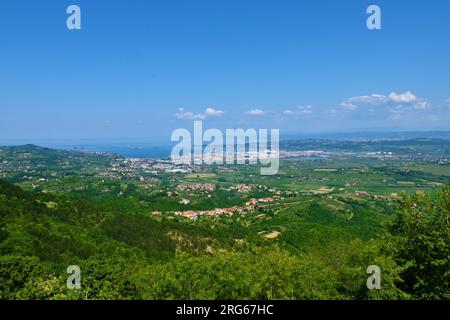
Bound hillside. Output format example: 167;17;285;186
0;140;448;300
1;178;448;299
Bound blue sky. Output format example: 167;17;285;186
1;0;449;143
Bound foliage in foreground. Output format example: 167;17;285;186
0;179;448;300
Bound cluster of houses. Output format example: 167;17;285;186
176;183;215;191
226;184;280;194
174;205;255;220
231;184;256;193
245;196;281;206
173;196;282;220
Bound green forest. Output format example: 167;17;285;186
0;178;448;300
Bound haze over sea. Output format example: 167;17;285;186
1;131;449;159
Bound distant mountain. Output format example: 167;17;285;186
281;131;450;142
280;138;450;157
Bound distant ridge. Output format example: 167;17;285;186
280;131;450;142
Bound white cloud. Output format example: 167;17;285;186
414;101;430;110
245;108;265;116
175;107;224;120
346;94;387;105
389;105;407;114
340;101;358;111
388;91;417;103
204;107;224;117
175;108;204;120
337;94;387;112
338;91;429;113
446;98;450;107
283;105;313;115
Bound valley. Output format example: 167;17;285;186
0;139;448;300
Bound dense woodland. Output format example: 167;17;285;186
0;178;448;299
